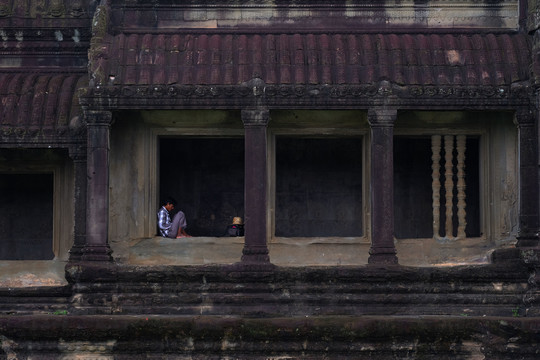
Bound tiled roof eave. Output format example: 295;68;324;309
92;32;531;92
0;72;87;135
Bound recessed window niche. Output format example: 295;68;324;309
275;137;363;237
0;173;55;260
159;138;244;237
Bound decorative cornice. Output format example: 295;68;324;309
0;126;86;141
79;81;532;109
0;0;94;19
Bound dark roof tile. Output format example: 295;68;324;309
95;32;529;87
1;73;85;130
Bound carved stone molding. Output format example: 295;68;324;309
0;0;93;19
83;110;113;126
80;82;531;108
241;108;270;127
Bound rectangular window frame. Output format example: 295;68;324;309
393;129;488;241
0;152;73;262
149;127;245;238
269;125;370;246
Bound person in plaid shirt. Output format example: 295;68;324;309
157;197;190;238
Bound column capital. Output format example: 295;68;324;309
368;108;398;127
241;108;270;127
68;144;87;162
84;109;113;126
514;108;536;127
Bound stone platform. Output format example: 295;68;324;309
1;261;539;358
1;314;540;359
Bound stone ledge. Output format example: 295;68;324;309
0;315;539;359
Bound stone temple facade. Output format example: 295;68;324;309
1;0;540;358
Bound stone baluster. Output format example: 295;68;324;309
368;108;398;265
444;135;455;239
241;109;271;265
432;135;442;238
456;135;467;239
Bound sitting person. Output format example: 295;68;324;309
157;197;191;238
225;217;244;237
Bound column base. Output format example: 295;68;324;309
81;245;113;262
516;233;540;248
68;244;85;262
490;245;540;266
241;245;270;264
490;247;522;264
368;247;398;265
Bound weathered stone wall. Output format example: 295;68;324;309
109;0;519;30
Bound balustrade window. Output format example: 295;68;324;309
394;135;480;239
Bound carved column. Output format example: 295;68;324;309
82;110;113;261
368;108;398;265
68;146;87;261
241;109;271;264
515;109;540;249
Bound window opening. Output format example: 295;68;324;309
0;173;54;260
275;138;363;237
159;138;244;237
394;136;480;239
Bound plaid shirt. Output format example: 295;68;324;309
157;206;172;237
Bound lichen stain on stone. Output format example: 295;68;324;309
58;339;116;360
0;335;18;360
55;30;64;41
0;273;65;287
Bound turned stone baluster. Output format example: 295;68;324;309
456;135;467;239
444;135;455;238
431;135;442;239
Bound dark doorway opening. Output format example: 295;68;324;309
0;173;54;260
275;138;363;237
159;138;244;237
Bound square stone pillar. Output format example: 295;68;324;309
68;147;87;262
515;109;540;249
241;109;271;264
82;110;113;261
368;108;399;265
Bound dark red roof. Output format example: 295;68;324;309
0;73;87;132
103;32;530;87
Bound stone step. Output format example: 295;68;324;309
0;314;539;359
0;286;71;315
66;263;535;317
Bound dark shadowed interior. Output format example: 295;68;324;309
275;138;363;237
159;138;245;237
0;173;54;260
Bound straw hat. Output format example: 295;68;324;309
232;217;243;225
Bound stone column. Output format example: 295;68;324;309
368;108;398;265
515;109;540;249
82;110;113;261
68;146;87;261
241;109;271;264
